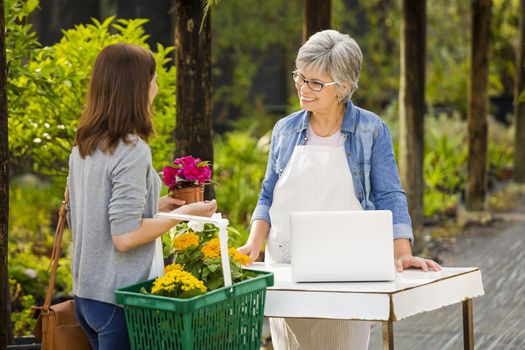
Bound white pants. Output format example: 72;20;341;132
270;318;371;350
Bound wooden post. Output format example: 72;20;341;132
466;0;491;210
462;299;474;350
303;0;331;42
382;321;394;350
399;0;426;252
0;0;10;347
174;0;214;199
514;0;525;183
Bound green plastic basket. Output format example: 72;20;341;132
115;269;274;350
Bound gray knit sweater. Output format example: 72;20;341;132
68;136;161;304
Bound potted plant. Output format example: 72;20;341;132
162;155;212;203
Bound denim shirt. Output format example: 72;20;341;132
252;101;414;242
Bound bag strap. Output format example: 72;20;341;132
34;188;69;312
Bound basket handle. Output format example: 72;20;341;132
216;219;232;287
155;212;232;287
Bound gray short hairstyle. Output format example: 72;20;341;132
296;30;363;102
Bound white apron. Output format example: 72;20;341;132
149;173;165;279
267;145;370;350
148;237;164;279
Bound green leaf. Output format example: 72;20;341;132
207;263;221;272
206;277;224;291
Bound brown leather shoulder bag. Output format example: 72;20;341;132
33;190;92;350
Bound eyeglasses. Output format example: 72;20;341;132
292;71;337;92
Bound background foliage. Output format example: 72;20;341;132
8;177;72;335
7;0;176;177
210;0;519;137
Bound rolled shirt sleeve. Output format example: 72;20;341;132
370;122;414;243
251;121;283;226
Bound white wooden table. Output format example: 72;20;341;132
250;263;484;350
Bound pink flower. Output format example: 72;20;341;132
197;166;211;185
182;165;202;181
174;156;196;167
163;156;213;189
163;166;178;190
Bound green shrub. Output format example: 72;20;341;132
488;118;514;179
7;0;176;176
384;111;514;218
9;292;36;336
9;243;72;336
423;115;468;217
214;130;269;243
9;240;72;300
8;179;73;336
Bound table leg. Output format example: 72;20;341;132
382;321;394;350
462;298;474;350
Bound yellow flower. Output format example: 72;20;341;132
164;263;183;274
173;233;199;251
151;267;207;297
229;247;251;266
201;238;221;259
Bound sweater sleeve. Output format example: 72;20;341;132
108;142;150;235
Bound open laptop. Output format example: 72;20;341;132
290;210;395;282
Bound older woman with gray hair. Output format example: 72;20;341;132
239;29;440;349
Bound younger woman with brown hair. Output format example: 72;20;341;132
68;43;216;349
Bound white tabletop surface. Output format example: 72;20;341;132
249;263;485;321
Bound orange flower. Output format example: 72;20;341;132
201;238;221;259
173;233;199;251
229;247;251;266
201;239;250;265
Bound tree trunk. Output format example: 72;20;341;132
399;0;426;252
0;0;11;346
303;0;331;42
174;0;214;199
466;0;491;210
514;0;525;183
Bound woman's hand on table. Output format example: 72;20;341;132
395;254;442;272
237;242;262;264
237;220;270;263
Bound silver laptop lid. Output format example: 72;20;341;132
290;210;395;282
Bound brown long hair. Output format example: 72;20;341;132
75;43;156;158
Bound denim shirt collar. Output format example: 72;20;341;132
295;101;358;134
